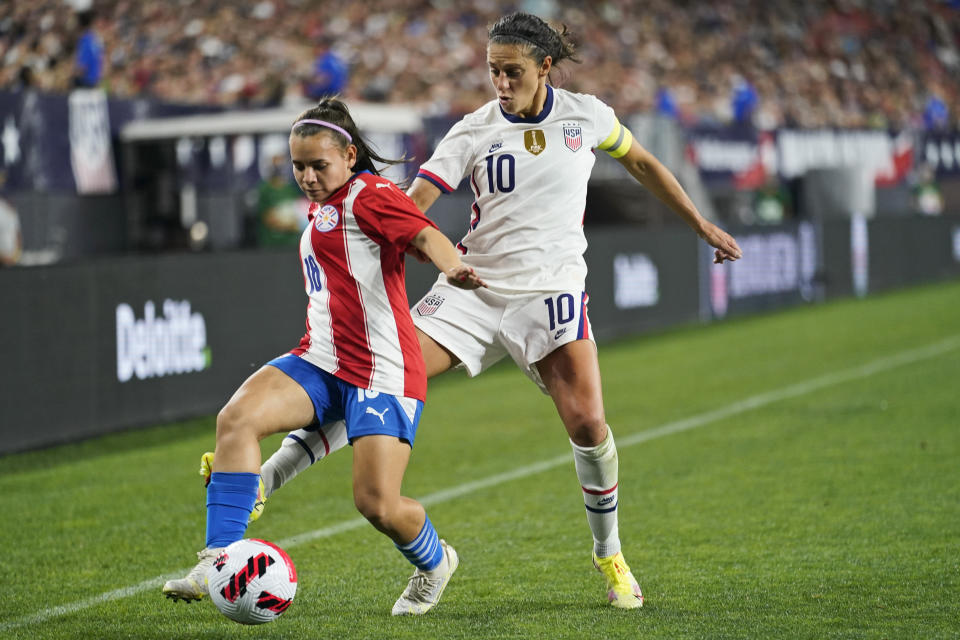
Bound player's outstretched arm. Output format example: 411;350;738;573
410;226;487;290
404;177;445;263
616;141;743;264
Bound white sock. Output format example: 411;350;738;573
260;421;348;496
571;426;622;558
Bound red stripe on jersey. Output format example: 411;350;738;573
579;292;590;339
292;232;314;357
351;188;428;400
314;214;376;387
417;169;455;193
290;302;312;357
341;219;376;387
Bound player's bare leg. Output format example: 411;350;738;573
163;366;314;602
212;366;315;472
352;434;458;616
537;340;644;609
417;327;460;378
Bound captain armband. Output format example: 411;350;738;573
597;121;634;159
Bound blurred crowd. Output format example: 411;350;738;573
1;0;958;130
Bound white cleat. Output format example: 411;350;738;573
391;540;459;616
162;547;223;602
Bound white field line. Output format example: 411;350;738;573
4;334;958;631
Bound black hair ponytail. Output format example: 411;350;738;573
488;12;580;68
291;96;404;177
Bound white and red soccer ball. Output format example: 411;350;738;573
207;538;297;625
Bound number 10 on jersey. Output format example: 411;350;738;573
484;154;515;194
304;255;323;293
544;293;576;331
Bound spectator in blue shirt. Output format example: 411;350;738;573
655;87;679;120
923;94;949;130
305;40;348;99
74;11;104;88
731;76;758;125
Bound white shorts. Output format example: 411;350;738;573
411;275;595;393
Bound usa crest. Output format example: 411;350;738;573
563;124;582;152
416;294;445;316
524;129;546;155
314;204;339;232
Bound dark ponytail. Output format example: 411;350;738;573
291;96;404;176
488;12;579;68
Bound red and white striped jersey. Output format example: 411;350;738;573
290;171;436;401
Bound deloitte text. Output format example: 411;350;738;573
116;300;210;383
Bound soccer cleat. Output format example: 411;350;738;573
391;539;459;616
199;451;214;485
593;551;644;609
200;451;266;523
162;546;224;602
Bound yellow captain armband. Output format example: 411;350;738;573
597;121;634;159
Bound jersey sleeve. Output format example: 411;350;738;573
591;96;634;159
415;118;475;194
356;179;438;248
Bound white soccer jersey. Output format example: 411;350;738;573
416;86;625;292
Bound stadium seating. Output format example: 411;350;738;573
1;0;957;129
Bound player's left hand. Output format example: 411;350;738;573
701;222;743;264
446;265;487;290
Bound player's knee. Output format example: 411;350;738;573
353;491;395;532
216;403;254;443
565;412;607;447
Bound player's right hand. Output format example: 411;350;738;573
446;265;487;290
701;222;743;264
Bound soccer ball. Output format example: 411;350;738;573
207;538;297;625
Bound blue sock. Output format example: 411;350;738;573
206;471;260;548
395;515;444;571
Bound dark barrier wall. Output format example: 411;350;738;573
698;216;960;321
0;250;307;454
2;219;959;455
817;216;960;300
583;227;701;341
865;217;960;292
699;221;823;320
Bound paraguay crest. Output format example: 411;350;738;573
563;123;583;152
524;129;546;155
416;293;445;316
314;204;339;232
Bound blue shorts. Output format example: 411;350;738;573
268;354;424;446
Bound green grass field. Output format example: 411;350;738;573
3;280;959;639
